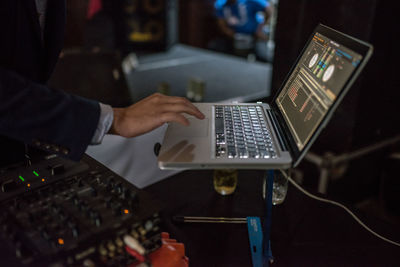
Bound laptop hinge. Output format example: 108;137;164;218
266;109;289;152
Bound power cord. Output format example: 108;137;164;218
279;169;400;247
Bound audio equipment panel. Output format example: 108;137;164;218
0;154;162;266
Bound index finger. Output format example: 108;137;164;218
163;96;205;119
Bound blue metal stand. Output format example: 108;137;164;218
263;170;274;266
247;170;274;267
247;217;263;267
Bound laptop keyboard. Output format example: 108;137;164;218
214;105;277;159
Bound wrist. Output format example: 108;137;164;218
109;108;124;135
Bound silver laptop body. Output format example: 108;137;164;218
158;24;373;170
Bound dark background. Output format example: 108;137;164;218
62;0;400;238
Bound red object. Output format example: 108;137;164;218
87;0;102;19
125;246;146;263
149;232;189;267
128;232;189;267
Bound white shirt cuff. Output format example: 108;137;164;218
90;103;114;145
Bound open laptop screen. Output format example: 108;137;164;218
275;30;363;151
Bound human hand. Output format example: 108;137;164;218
108;93;205;138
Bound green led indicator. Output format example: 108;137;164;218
19;176;25;182
33;171;39;177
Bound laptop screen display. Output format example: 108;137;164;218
275;32;363;150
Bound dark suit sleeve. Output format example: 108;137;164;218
0;66;100;161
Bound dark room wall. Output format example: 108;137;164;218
178;0;219;48
272;0;399;152
272;0;400;204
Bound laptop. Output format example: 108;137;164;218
158;24;373;170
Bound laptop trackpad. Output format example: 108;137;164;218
168;118;209;137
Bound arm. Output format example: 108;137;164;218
0;68;204;160
264;5;273;25
255;5;274;40
0;67;100;161
217;18;236;39
214;2;236;39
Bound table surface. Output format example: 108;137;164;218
144;169;400;267
125;44;272;103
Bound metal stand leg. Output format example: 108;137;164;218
263;170;274;266
305;134;400;195
317;168;330;194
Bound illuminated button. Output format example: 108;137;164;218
58;238;64;245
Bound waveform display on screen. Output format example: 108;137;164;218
277;74;325;147
304;104;317;122
288;80;301;105
299;96;310;113
276;32;362;150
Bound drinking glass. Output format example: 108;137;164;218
213;169;238;195
263;169;290;205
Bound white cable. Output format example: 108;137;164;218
279;169;400;247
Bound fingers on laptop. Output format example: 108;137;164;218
149;93;205;120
